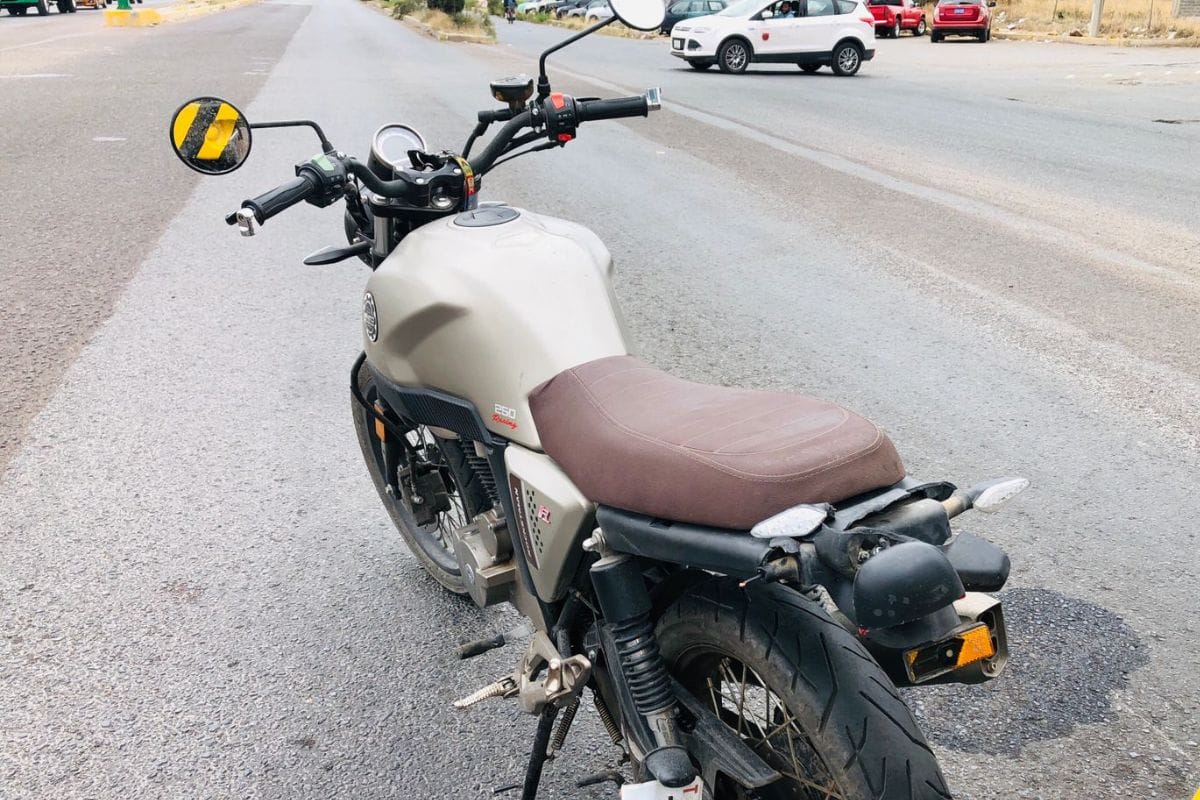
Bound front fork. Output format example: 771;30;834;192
587;535;699;789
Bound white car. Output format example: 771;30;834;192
585;0;613;19
517;0;557;12
670;0;875;75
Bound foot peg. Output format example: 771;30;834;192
453;675;518;709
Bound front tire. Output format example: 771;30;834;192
830;40;863;76
717;38;750;74
352;368;490;595
915;17;926;34
658;580;952;800
890;17;901;36
35;0;49;14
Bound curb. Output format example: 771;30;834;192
401;14;495;42
105;0;256;25
993;29;1197;46
103;7;163;25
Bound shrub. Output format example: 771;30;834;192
429;0;465;13
487;0;503;13
391;0;420;15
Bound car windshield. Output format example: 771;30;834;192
719;0;767;15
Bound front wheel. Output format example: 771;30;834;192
830;41;863;76
658;580;952;800
717;38;750;74
35;0;49;14
915;17;926;34
890;17;901;36
352;368;491;595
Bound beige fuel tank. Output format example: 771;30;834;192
363;205;630;450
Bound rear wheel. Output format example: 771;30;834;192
57;0;75;12
717;38;750;74
890;17;901;36
930;30;941;41
830;41;863;76
915;17;926;34
980;25;990;40
35;0;49;14
352;369;491;595
658;580;953;800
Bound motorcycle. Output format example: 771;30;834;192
506;4;516;22
168;1;1026;796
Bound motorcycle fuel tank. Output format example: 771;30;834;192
363;206;631;450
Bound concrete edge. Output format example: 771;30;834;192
103;7;163;25
400;13;495;43
157;0;258;22
992;29;1198;46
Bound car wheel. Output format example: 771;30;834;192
35;0;48;13
983;25;991;40
830;40;862;76
717;38;750;74
890;18;900;37
798;63;821;73
930;30;941;41
915;17;926;34
689;61;713;70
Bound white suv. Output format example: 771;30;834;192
670;0;876;75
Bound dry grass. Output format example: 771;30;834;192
992;0;1200;38
520;10;659;38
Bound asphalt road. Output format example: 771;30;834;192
1;2;1198;799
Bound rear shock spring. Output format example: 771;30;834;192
609;611;675;715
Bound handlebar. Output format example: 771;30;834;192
242;173;318;224
576;95;650;123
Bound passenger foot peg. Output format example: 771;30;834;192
453;675;518;709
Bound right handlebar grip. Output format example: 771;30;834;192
576;96;650;123
242;173;318;224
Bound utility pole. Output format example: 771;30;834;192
1088;0;1103;35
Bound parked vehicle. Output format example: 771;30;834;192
672;0;876;75
661;0;727;34
169;0;1021;794
1;0;75;15
930;0;993;40
554;0;589;16
867;0;925;36
585;0;613;19
517;0;556;13
565;0;603;15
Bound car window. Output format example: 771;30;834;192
707;0;724;9
689;1;705;11
718;0;768;15
669;0;688;10
806;0;836;14
833;0;856;11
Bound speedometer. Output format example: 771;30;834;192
370;123;428;170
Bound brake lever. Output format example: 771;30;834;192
224;207;257;237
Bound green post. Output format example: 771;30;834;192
116;0;130;9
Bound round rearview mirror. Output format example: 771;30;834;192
608;0;665;30
169;97;253;175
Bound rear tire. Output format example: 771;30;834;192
915;17;926;34
35;0;48;14
890;17;901;36
658;579;953;800
57;0;75;12
717;38;751;74
352;368;491;595
830;40;863;76
930;30;941;41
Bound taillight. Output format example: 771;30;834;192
859;14;874;22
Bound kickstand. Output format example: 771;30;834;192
520;706;561;800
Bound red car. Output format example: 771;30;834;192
930;0;995;41
867;0;927;37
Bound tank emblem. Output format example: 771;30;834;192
537;505;553;524
362;292;378;342
492;403;518;430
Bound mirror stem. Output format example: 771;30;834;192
536;16;617;103
250;120;336;154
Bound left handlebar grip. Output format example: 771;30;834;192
242;173;318;224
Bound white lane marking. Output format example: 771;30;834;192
0;32;92;54
0;73;71;80
93;136;127;142
546;63;1196;287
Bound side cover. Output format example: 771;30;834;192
505;445;595;602
362;207;630;450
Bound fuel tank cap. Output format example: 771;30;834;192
454;206;520;227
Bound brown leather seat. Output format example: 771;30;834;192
529;356;905;530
